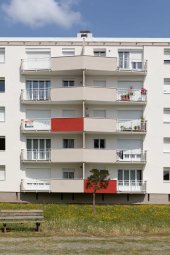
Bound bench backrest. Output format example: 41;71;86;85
0;210;44;220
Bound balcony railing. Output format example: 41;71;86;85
21;179;51;192
118;58;147;72
21;89;51;101
21;119;51;131
117;180;146;193
21;149;51;161
117;119;147;132
117;150;146;162
117;88;147;102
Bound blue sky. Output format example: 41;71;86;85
0;0;170;37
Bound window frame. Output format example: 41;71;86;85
62;168;75;179
0;80;5;93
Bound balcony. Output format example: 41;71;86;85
117;119;147;133
21;119;51;132
51;179;84;193
84;118;117;133
117;88;147;104
117;180;146;193
51;118;84;132
21;89;51;103
21;179;51;192
20;87;147;105
84;180;117;193
21;150;51;161
21;56;118;75
20;179;116;193
50;149;117;163
117;150;146;163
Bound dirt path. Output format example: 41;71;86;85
0;235;169;255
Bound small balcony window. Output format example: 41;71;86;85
63;80;75;87
94;139;105;149
62;48;75;56
93;49;106;57
63;169;75;179
0;166;5;181
63;139;75;148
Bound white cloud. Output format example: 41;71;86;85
1;0;81;28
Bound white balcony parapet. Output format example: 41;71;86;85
21;179;51;192
117;150;147;162
117;180;146;193
21;149;51;161
21;89;51;101
117;88;147;102
117;119;147;132
21;58;51;71
21;119;51;131
118;58;147;72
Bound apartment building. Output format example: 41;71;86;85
0;31;169;204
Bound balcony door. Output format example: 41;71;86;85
26;80;51;100
27;139;51;160
118;52;130;69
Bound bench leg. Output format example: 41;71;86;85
35;222;40;232
3;224;7;233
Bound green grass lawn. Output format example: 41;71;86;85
0;203;169;236
0;204;169;254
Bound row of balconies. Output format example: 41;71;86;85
20;178;147;193
21;149;147;163
21;87;147;104
21;118;147;134
21;56;147;75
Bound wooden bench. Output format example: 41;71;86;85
0;210;44;232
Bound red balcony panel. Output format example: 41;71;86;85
51;118;84;132
84;180;117;194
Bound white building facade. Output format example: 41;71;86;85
0;31;169;203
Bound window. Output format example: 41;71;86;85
0;49;5;63
0;80;5;92
0;166;5;181
94;139;105;149
164;79;170;93
163;109;170;122
93;110;106;118
63;80;75;87
93;80;106;88
62;48;75;56
163;168;170;181
63;139;74;148
163;138;170;152
93;49;106;57
26;139;51;160
63;169;75;179
0;108;5;122
62;110;76;118
26;80;51;100
119;51;130;69
26;48;51;69
118;169;142;181
118;50;143;70
164;49;170;64
0;137;5;150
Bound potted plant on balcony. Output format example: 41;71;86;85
86;169;109;216
141;87;147;95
